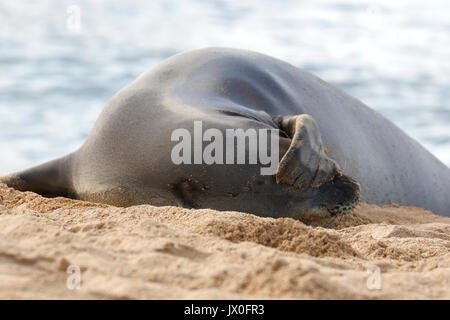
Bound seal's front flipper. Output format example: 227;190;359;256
273;114;341;190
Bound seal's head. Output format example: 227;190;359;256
294;174;361;217
173;162;360;219
249;172;361;219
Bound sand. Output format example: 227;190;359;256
0;182;448;299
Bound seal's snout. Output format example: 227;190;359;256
319;174;360;216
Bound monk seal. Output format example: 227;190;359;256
1;48;449;217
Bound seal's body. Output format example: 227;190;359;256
2;48;449;217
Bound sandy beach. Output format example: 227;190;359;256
0;182;448;299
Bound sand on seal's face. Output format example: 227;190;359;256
0;183;448;299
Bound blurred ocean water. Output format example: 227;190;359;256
0;0;449;175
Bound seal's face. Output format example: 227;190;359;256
248;173;361;219
178;163;361;219
299;174;361;217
